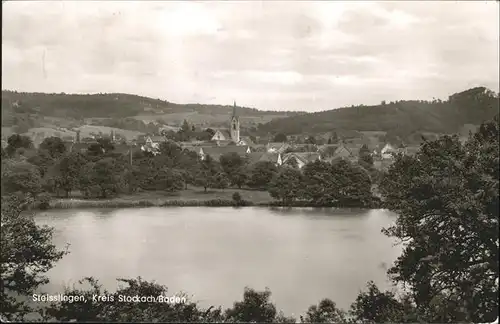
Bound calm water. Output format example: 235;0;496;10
35;207;401;316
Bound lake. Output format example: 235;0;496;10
34;207;402;317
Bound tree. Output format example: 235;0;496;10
379;117;499;322
1;194;67;321
300;159;372;207
220;152;247;187
273;133;287;142
205;128;215;137
39;136;66;158
6;134;33;156
300;299;347;323
80;158;124;198
181;119;190;133
27;149;54;178
348;281;417;323
331;160;372;207
1;159;42;198
43;277;223;322
330;131;339;144
194;155;221;192
232;192;242;205
158;141;183;162
123;165;141;193
232;166;249;189
51;152;87;198
268;168;303;205
87;138;114;157
247;161;278;190
359;144;374;167
283;156;299;169
213;172;229;190
225;288;295;323
155;168;184;192
301;160;336;205
305;136;316;145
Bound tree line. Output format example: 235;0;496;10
1;131;380;208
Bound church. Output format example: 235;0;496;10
210;102;252;146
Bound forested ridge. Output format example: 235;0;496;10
1;90;302;122
256;87;499;137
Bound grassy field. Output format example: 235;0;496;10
49;186;273;209
75;125;144;140
5;125;145;145
132;112;289;127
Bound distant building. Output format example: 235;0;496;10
266;142;289;153
282;152;321;169
380;143;399;159
256;152;283;166
210;102;246;145
211;129;232;142
183;145;251;161
141;135;167;156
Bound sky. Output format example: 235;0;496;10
2;1;499;112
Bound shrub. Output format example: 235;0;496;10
36;192;52;210
232;192;242;203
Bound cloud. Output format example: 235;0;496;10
1;1;498;111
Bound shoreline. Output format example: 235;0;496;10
42;197;382;210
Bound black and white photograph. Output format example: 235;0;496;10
1;1;499;322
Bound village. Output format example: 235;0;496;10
49;101;418;172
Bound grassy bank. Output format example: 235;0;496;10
48;186;272;209
45;187;382;210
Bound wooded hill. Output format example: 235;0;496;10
256;87;499;138
1;91;304;119
1;91;304;135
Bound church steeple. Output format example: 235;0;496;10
230;101;240;144
232;101;237;117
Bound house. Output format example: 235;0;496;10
282;152;321;169
380;143;399;159
215;140;233;147
343;143;364;159
211;129;232;141
317;144;341;158
323;143;358;163
266;142;290;153
146;135;167;146
198;145;251;161
246;152;266;164
140;135;168;155
238;136;255;147
258;152;283;166
141;142;160;156
288;143;318;152
371;143;385;157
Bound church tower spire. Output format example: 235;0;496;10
230;101;240;144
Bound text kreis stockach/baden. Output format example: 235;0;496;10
33;294;187;304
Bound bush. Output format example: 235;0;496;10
232;192;242;203
36;192;52;210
